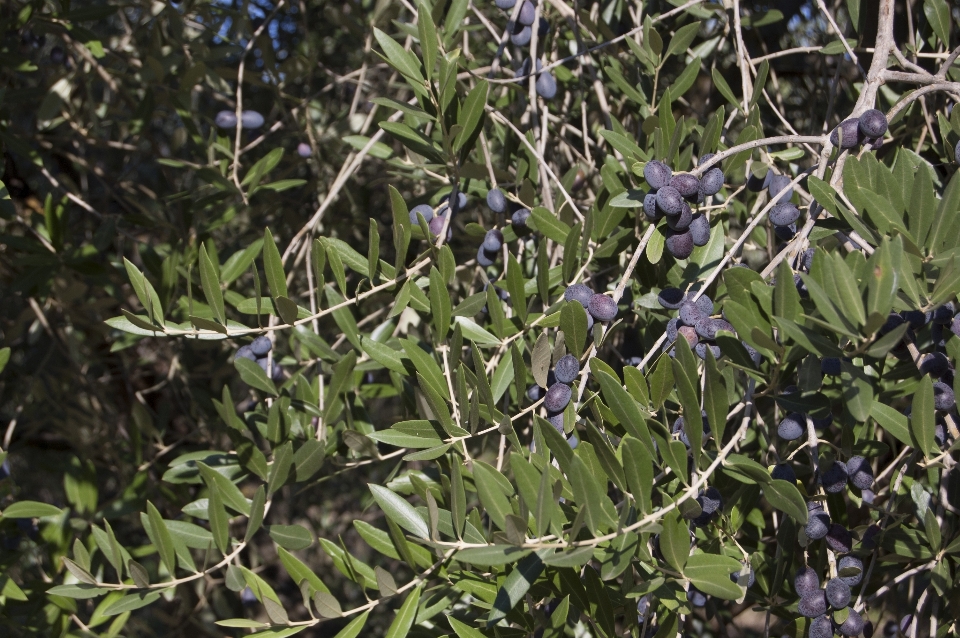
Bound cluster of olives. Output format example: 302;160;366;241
565;283;618;325
486;187;532;229
829;108;888;151
407;191;468;241
523;284;618;432
493;0;543;44
236;335;283;381
537;353;580;433
642;157;723;259
519;58;557;100
492;0;557;99
657;287;753;362
795;558;866;638
877;302;959;449
769;353;873;637
215;109;265;130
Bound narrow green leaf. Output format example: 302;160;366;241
262;229;288;301
385;584;422;638
647;354;674;408
592;368;653;455
61;557;97;585
666;21;702;57
683;553;743;600
449;616;485;638
128;560;149;588
274;295;299;326
828;253;866;326
911;375;937;458
924;0;951;47
2;501;63;518
841;360;874;423
268;441;294;495
290;439;324;483
450;460;466;540
146;501;178;576
472;462;513;531
48;583;111;599
90;523;123;581
245;485;266;542
269;550;322;597
764;479;809;523
123;258;165;327
367;218;380;281
324;350;358;422
369;484;429;540
535;454;557;537
222;239;264;284
529;206;571;243
559;302;588;359
102;591;162;616
487;551;547;625
659;509;688;572
374;28;426;84
217;619;270;629
198;245;226;325
324;287;362;350
506;250;527;324
429;267;451;339
671;338;703;467
749;59;769;109
711;67;740;110
454;80;488;153
774;260;800;322
269;524;314;550
531;331;551;389
235;357;279;396
570;451;617;535
196;461;252;515
702;351;727;447
379;121;444;163
332;611;370;638
799;275;859;338
871;400;913;447
207;482;230;554
622;436;653;514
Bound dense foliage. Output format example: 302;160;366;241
1;1;960;637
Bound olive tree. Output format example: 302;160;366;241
1;0;959;637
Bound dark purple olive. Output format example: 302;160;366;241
487;188;507;213
643;160;673;190
564;284;594;308
517;1;536;25
830;118;864;149
240;110;265;129
215;110;238;128
665;229;694;259
858;109;888;138
588;294;617;322
670;173;700;198
544;382;572;412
